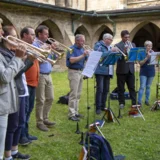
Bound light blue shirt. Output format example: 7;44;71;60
32;38;53;74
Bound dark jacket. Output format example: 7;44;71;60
115;41;135;74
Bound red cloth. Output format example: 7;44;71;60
25;60;39;87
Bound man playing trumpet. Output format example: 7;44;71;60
33;25;56;131
115;30;136;109
66;34;89;121
19;26;39;145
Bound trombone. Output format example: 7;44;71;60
1;35;56;64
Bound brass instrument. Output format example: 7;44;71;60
1;35;56;64
34;38;70;64
114;45;127;59
125;40;133;54
47;38;72;56
83;44;92;51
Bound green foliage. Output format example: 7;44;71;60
19;71;160;160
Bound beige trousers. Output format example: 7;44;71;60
68;69;83;118
36;74;54;125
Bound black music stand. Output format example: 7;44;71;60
99;52;121;125
126;47;145;120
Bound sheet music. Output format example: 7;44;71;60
149;52;160;65
82;51;102;78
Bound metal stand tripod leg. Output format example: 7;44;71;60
101;79;120;125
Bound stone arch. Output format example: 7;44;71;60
37;19;65;67
130;21;160;50
0;13;13;26
0;13;20;37
37;19;64;43
92;25;113;46
74;25;91;45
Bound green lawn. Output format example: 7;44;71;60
19;71;160;160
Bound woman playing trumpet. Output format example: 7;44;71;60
138;40;155;106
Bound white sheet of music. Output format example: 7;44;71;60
149;52;160;65
82;51;102;78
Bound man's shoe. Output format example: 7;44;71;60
19;137;32;146
75;114;84;118
101;108;105;111
119;104;125;109
68;116;79;121
28;135;38;141
145;101;150;106
12;152;30;159
96;109;101;115
37;124;49;132
44;120;56;126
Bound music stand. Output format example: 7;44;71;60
127;47;146;120
100;52;121;125
150;52;160;110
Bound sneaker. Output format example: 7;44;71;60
28;135;38;141
37;124;49;132
44;120;56;126
19;137;32;146
145;101;150;106
119;104;125;109
68;116;80;121
12;152;30;159
96;109;101;115
75;114;84;118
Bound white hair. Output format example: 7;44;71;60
75;34;85;40
0;18;3;24
144;40;152;47
103;33;113;40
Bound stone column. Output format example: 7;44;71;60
55;0;65;7
65;0;72;8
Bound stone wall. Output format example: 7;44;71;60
27;0;160;10
0;2;160;71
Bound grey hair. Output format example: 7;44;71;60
144;40;152;47
75;34;85;40
103;33;113;40
0;18;3;24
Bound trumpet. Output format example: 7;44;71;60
125;40;133;55
47;38;73;55
83;45;92;51
34;38;70;63
1;36;56;64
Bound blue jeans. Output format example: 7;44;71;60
138;76;154;104
5;97;25;150
95;74;110;110
21;86;36;138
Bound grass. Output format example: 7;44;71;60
19;71;160;160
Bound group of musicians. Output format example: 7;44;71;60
0;16;155;159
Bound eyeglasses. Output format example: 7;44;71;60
124;36;130;38
107;38;113;41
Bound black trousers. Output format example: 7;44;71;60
117;72;136;105
95;74;110;110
